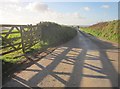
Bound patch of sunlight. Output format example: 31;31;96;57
53;58;74;73
66;48;82;58
37;57;53;68
15;69;39;81
80;75;111;87
52;47;68;55
37;75;65;87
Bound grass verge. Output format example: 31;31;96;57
80;20;120;43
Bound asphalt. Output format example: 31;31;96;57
3;28;119;88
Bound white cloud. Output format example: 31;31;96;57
101;5;110;9
2;0;20;3
0;2;91;25
83;7;91;11
26;2;49;12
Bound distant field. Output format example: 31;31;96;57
80;20;120;43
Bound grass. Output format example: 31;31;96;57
1;22;77;63
1;28;45;63
1;28;22;63
80;20;120;43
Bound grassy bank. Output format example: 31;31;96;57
80;20;120;43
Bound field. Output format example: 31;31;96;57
1;26;42;63
1;22;77;64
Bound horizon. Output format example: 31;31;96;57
0;1;118;25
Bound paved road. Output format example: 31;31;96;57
4;29;119;88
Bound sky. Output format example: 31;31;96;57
0;0;119;25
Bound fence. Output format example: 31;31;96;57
0;23;78;63
0;24;42;58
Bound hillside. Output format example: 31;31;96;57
80;20;120;43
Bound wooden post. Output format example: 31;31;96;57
29;24;33;46
20;26;25;53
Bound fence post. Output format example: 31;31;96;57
20;26;25;53
30;24;33;46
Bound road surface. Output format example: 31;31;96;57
3;29;119;88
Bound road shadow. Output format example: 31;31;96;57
79;31;119;87
3;31;119;88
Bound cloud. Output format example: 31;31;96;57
101;5;110;9
0;2;89;25
83;7;91;11
26;2;49;12
0;0;22;3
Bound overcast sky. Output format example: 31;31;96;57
0;0;118;25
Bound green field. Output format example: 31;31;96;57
80;20;120;43
1;28;43;63
1;22;77;63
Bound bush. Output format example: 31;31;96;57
38;22;77;45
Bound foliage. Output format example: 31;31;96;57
38;22;77;45
1;22;77;63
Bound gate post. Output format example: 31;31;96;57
20;26;25;53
